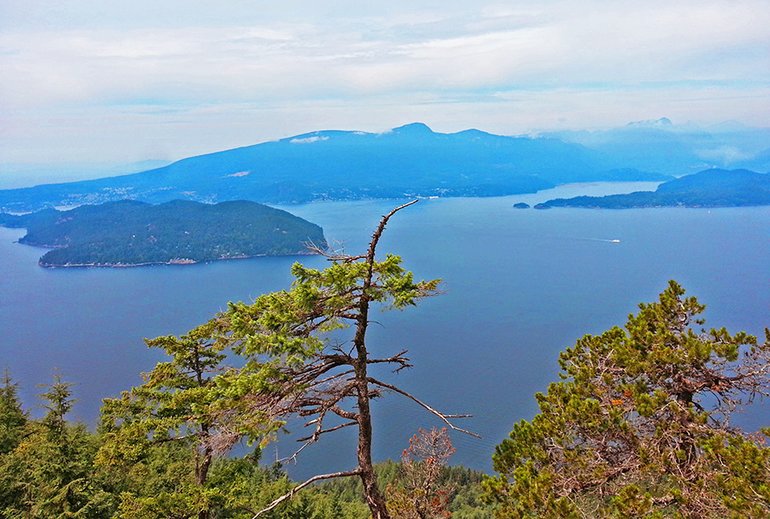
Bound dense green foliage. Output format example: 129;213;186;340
0;375;115;517
0;373;492;518
537;168;770;208
98;318;282;499
486;281;770;517
95;202;462;518
1;199;326;267
0;371;27;455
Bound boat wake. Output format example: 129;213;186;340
574;237;622;244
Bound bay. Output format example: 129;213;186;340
1;181;769;476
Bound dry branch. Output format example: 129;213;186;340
251;469;362;518
367;377;480;438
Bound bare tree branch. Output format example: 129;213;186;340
297;420;358;442
368;350;413;371
251;469;362;518
366;199;419;263
367;377;480;438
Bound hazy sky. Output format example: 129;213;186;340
2;0;769;178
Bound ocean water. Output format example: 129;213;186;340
2;182;769;476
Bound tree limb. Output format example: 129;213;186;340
297;420;358;442
366;199;419;264
367;377;480;438
251;469;362;518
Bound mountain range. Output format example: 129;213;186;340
0;123;671;212
547;118;770;175
1;121;768;213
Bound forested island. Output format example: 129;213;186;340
0;200;326;267
535;168;770;209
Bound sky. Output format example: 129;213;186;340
1;0;769;184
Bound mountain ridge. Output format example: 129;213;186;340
0;123;672;212
535;168;770;209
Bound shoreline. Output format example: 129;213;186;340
37;250;320;269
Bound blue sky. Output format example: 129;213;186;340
1;0;769;182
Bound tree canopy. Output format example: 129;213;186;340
3;199;326;267
486;280;770;517
96;200;477;519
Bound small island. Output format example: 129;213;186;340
536;169;770;209
512;202;530;209
0;200;327;267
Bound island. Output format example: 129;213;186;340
512;202;530;209
0;200;327;267
535;169;770;209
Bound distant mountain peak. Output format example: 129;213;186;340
454;128;493;137
390;122;434;134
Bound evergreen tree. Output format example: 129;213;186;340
0;374;113;518
0;371;29;511
486;281;770;518
219;201;474;518
100;200;474;518
0;370;27;455
98;319;280;519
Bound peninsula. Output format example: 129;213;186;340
535;169;770;209
0;200;326;267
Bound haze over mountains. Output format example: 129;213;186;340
547;118;770;175
1;120;768;213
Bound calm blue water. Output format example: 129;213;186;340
2;182;769;476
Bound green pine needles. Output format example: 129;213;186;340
98;200;475;519
486;280;770;518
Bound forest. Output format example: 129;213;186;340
2;204;769;518
0;200;326;267
536;168;770;208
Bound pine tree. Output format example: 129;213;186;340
0;370;27;455
220;201;474;518
98;318;280;519
101;201;474;518
486;281;770;518
0;374;113;518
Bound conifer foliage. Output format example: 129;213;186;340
486;281;770;517
220;200;474;518
0;371;27;455
0;375;113;517
97;200;474;518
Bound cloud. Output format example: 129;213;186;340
290;136;330;144
4;1;768;106
1;0;768;171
